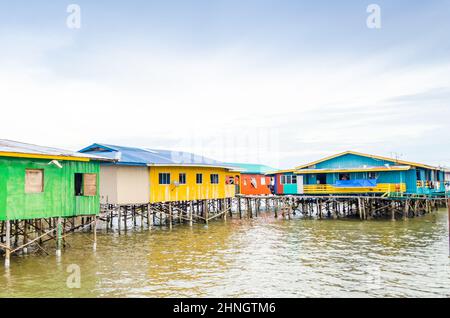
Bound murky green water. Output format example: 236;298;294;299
1;209;450;298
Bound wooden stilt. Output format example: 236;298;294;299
93;216;97;251
23;220;28;255
189;201;194;226
147;204;152;229
4;220;10;269
56;217;62;257
205;200;209;225
238;198;242;219
118;207;122;234
169;203;173;230
403;200;410;219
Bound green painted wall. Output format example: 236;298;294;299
0;157;100;221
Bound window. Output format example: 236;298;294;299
75;173;83;196
368;172;377;179
210;174;219;184
250;177;257;188
159;173;171;185
75;173;97;196
196;173;203;184
437;171;441;182
280;175;286;184
286;175;293;184
416;169;421;180
179;173;186;185
317;174;326;184
25;169;44;193
226;176;235;185
339;173;350;181
261;177;266;185
292;175;297;184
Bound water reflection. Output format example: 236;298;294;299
1;210;449;298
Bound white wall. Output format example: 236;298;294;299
99;165;150;205
116;166;150;204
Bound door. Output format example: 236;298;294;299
297;175;304;194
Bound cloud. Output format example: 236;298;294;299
0;30;449;168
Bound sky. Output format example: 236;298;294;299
0;0;449;169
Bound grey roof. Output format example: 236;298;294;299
0;139;110;161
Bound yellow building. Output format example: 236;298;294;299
79;144;238;204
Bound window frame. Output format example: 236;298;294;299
210;174;219;184
179;173;187;185
159;173;171;185
196;173;203;184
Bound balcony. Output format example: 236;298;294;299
303;183;406;194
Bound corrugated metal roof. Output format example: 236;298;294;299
295;151;438;170
225;163;278;174
0;139;109;161
79;143;237;169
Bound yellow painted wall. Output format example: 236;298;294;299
149;166;237;203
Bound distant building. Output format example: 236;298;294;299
79;143;239;204
268;151;445;196
225;163;277;195
445;169;450;192
294;151;445;195
266;169;299;195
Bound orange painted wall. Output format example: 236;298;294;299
239;174;273;195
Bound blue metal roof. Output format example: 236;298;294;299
79;143;232;168
225;163;278;174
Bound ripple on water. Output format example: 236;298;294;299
1;210;450;297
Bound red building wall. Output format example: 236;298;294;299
239;174;273;195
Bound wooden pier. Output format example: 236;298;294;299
97;195;447;231
1;195;447;267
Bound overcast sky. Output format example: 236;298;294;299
1;0;449;169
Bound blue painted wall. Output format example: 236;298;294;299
314;154;393;169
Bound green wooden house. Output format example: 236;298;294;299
0;140;108;221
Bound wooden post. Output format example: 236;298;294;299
93;216;98;251
391;201;396;221
357;198;362;220
223;199;227;221
448;198;450;257
169;203;173;230
56;217;62;257
23;220;28;255
147;204;152;229
403;200;410;219
274;199;278;218
118;206;122;234
4;220;10;269
205;200;209;225
238;198;242;219
189;201;194;227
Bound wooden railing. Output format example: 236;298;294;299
303;183;406;194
